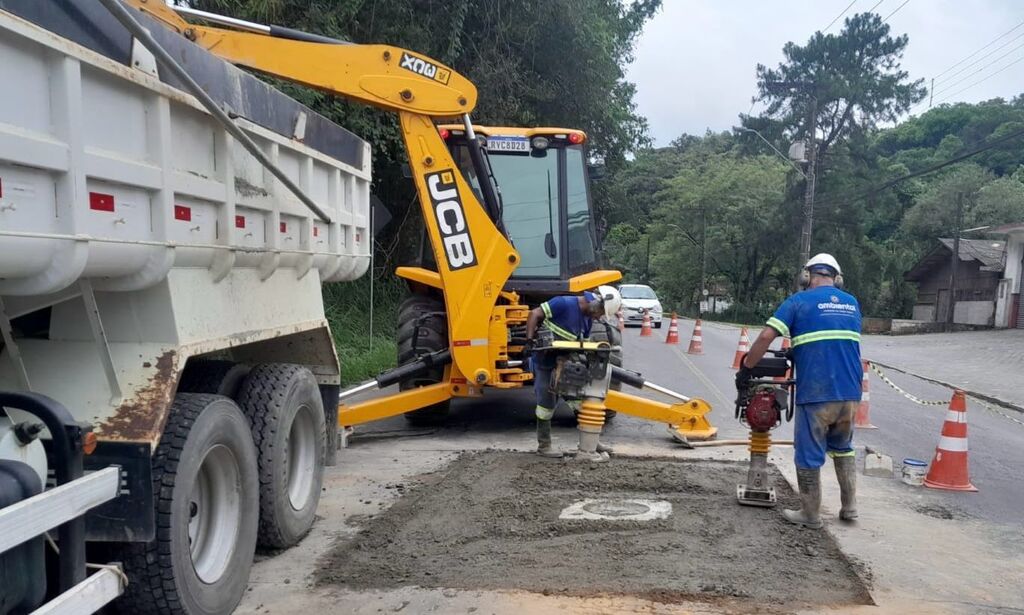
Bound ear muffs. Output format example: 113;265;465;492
798;268;811;289
800;267;844;289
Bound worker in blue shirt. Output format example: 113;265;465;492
741;254;862;529
525;286;621;462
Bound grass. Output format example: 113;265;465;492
323;274;406;386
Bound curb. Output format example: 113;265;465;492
867;359;1024;415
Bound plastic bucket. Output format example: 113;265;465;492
901;458;928;486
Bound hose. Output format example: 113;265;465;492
688;439;794;448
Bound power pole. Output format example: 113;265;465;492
946;192;963;329
765;79;818;273
799;94;818;268
644;234;651;283
699;207;707;315
928;77;934;108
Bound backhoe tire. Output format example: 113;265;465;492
177;359;251;399
588;322;622;420
397;293;451;425
114;394;258;615
236;363;326;549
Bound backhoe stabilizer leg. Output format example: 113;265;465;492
339;382;453;427
604;390;717;441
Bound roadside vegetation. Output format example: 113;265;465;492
602;14;1024;319
323;275;405;385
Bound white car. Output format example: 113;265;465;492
619;284;663;328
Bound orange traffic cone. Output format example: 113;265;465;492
731;327;750;369
686;319;703;354
924;390;977;492
855;359;877;429
616;308;625;333
640;311;653;337
773;337;792;383
665;313;680;344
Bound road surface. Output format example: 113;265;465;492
237;317;1024;614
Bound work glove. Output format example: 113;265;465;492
735;361;753;390
522;338;535;358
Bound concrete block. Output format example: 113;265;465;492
864;452;894;478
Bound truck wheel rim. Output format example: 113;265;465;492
188;444;242;583
287;404;317;510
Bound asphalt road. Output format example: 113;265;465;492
360;318;1024;525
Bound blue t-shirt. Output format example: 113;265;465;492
766;286;862;405
540;293;595;340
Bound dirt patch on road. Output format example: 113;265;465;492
316;452;871;609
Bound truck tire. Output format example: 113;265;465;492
177;359;251;399
397;293;451;425
588;322;622;420
236;363;325;549
115;394;258;615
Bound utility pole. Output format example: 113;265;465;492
699;207;707;316
929;77;934;108
644;234;651;283
799;94;818;268
765;79;817;272
946;192;963;330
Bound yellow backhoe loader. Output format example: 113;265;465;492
124;1;717;443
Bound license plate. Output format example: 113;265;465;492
486;136;530;152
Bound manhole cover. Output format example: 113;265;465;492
559;498;672;521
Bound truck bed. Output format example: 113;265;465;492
0;0;371;295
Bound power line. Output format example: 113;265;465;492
814;123;1024;211
881;0;910;22
934;30;1024;87
867;0;886;13
824;0;857;32
912;43;1024;113
932;41;1024;99
930;54;1024;107
933;19;1024;80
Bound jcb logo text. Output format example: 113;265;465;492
427;170;476;270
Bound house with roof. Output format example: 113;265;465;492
990;222;1024;328
904;238;1006;326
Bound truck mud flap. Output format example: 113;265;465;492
78;442;154;542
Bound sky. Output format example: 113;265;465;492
626;0;1024;146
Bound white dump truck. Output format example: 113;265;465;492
0;1;370;613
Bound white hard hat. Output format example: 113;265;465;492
597;285;622;320
804;253;842;276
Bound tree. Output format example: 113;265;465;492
745;13;926;158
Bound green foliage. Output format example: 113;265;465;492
603;35;1022;320
322;274;406;385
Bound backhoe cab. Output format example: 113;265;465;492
441;126;621;297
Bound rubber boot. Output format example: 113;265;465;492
574;430;609;463
834;456;858;521
536;420;564;458
783;468;823;529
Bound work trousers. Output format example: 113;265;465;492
793;400;857;469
